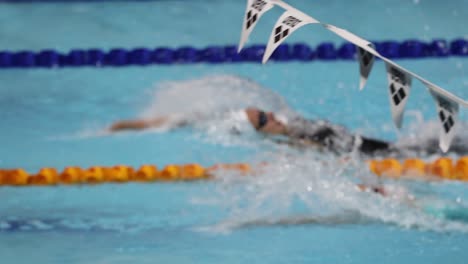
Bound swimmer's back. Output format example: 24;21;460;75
286;117;391;155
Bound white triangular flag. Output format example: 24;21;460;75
429;89;459;152
385;63;412;129
262;10;319;63
357;44;375;90
238;0;274;52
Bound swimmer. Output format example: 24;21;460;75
109;106;468;156
109;107;397;156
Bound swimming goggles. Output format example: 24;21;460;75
257;110;268;130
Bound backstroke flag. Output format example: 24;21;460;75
322;24;377;90
239;0;274;52
429;89;459;152
262;10;319;63
385;63;412;129
357;44;376;90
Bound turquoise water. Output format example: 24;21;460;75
0;0;468;263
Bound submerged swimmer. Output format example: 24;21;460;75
109;107;396;156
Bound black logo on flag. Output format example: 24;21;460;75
245;0;268;30
274;26;289;43
358;47;373;67
437;97;455;133
273;16;302;44
246;10;257;29
389;81;407;106
282;16;302;28
251;0;267;11
388;66;409;106
439;110;455;133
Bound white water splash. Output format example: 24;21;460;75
141;74;295;120
197;151;468;234
394;110;468;156
138;74;301;147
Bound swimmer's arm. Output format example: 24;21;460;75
109;117;168;131
109;116;190;132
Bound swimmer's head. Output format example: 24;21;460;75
245;107;288;135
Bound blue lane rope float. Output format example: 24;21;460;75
0;38;466;69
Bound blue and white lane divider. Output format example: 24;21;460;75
0;38;466;69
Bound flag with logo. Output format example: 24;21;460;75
385;63;412;128
357;44;375;90
262;10;319;63
239;0;274;52
429;89;459;152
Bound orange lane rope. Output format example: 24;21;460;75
368;156;468;180
0;163;251;186
0;157;467;186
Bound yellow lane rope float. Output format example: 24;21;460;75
368;156;468;180
0;163;251;186
0;157;467;186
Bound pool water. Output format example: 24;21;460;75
0;0;468;263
